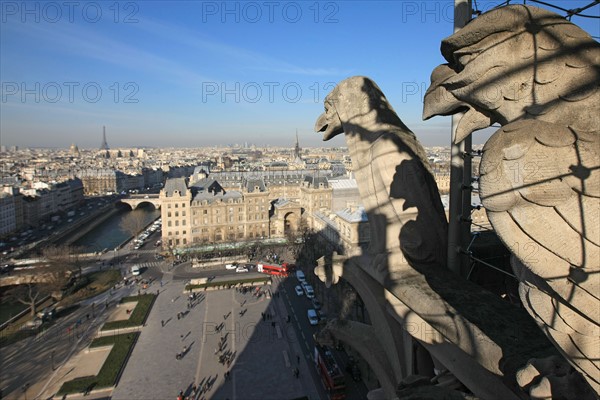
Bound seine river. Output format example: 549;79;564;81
72;206;160;253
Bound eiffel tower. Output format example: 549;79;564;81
100;126;109;150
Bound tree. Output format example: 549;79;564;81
6;245;82;317
120;210;147;239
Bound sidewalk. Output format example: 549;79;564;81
111;277;321;400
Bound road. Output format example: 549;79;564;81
1;227;369;399
0;283;135;399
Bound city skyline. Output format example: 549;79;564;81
1;1;598;149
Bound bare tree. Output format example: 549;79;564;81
6;276;48;317
120;210;147;238
6;245;81;317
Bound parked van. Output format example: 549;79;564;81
131;265;141;276
296;270;306;283
303;284;315;299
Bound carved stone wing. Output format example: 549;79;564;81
479;119;599;325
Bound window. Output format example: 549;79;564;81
175;204;179;208
181;203;185;208
182;220;186;226
175;211;179;217
168;221;172;227
203;210;208;215
168;212;171;217
175;221;179;226
182;211;186;216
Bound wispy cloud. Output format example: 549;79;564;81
133;17;351;77
1;100;143;121
4;22;214;88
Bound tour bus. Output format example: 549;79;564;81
314;345;346;399
257;262;290;277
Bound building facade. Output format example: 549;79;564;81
160;173;333;249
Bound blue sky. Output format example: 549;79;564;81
1;1;598;149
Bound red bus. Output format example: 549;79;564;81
257;262;290;277
314;345;346;399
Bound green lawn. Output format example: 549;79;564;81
0;301;28;325
57;332;139;395
101;293;156;331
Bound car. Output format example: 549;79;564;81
311;298;322;310
294;285;304;296
296;270;306;283
235;266;249;273
307;309;319;326
303;284;315;299
131;265;141;276
225;263;238;270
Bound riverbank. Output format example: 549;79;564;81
56;205;121;246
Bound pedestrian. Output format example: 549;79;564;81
192;384;197;394
161;319;164;327
296;354;300;364
177;312;181;320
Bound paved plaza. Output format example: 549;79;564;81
110;274;321;400
2;266;328;399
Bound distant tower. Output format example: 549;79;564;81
294;129;301;159
100;126;109;150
